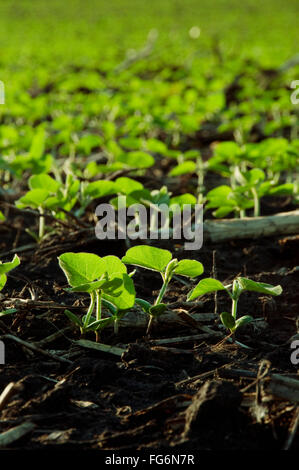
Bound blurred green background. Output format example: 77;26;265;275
0;0;298;66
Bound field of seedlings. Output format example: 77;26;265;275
0;0;298;455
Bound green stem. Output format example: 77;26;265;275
232;298;238;320
95;290;102;342
196;157;204;196
155;278;169;305
84;292;96;328
251;187;260;217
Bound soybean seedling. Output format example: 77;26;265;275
187;276;282;335
16;173;80;241
122;245;204;334
58;252;135;342
0;255;20;316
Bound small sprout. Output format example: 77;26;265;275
0;255;20;316
122;245;204;334
58;252;135;341
188;276;282;334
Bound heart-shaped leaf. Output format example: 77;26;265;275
102;255;127;276
16;189;50;209
58;252;106;287
84;180;116;199
122;245;172;273
29;174;61;193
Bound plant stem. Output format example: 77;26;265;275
155;279;169;305
95;290;102;342
146;315;154;336
39;206;45;240
251;187;260;217
231;298;238;320
114;318;119;335
84;292;96;328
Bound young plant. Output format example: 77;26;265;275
0;255;20;316
58;252;135;341
122;245;204;334
187;276;282;334
16;173;79;240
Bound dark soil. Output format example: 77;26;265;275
0;197;298;452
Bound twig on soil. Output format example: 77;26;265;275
0;334;73;364
283;407;299;450
1;202;77;230
212;250;218;315
74;339;125;357
0;382;24;412
2;298;83;311
33;327;72;347
203;209;299;243
175;363;237;387
0;422;36;448
149;333;221;346
0;243;37;258
265;374;299;403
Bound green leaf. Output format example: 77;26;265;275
173;259;204;278
29;174;61;192
102;298;118;316
0;255;20;276
237;277;282;296
29;128;46;160
66;278;116;294
169;161;196;177
169;193;197;210
267;183;294;196
234;315;253;331
102;255;127;276
187;278;226;301
86;317;114;331
135;298;151;313
58;252;106;287
84;180;116;199
213;206;234;218
0;211;6;221
220;312;235;331
206;185;235;208
122;245;172;273
116;151;154;169
16;189;50;209
149;303;168;317
64;309;83;327
0;308;18;317
0;274;7;291
103;273;136;310
114;177;144;195
144;138;168;155
245;168;265;185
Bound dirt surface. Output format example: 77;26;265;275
0;200;298;453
